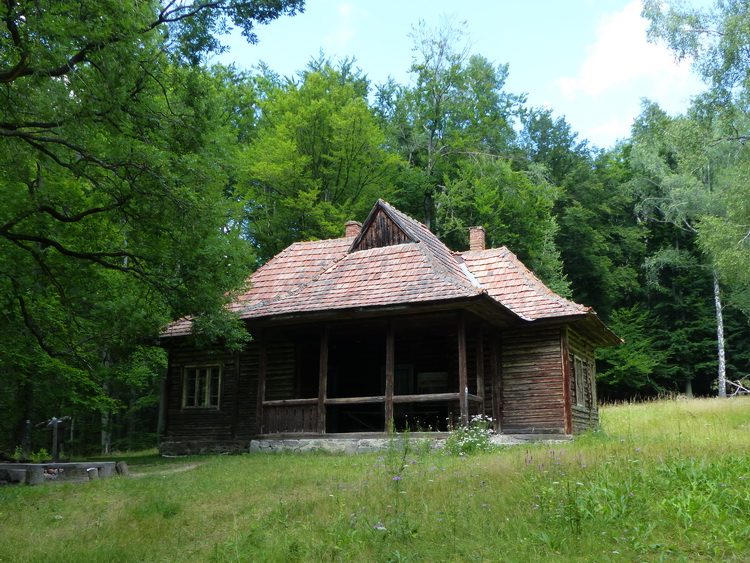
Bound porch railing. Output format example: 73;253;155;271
261;393;483;435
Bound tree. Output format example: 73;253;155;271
643;0;750;312
630;102;736;397
0;1;303;449
519;110;646;316
239;58;402;262
435;156;569;294
597;305;670;399
374;19;524;230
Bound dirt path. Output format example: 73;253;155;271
129;462;205;478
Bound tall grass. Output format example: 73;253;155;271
1;397;748;561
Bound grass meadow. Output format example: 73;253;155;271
1;397;749;562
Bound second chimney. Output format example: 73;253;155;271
469;226;486;251
345;220;362;238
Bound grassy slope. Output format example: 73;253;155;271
1;397;748;562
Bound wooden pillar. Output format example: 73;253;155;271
476;328;485;413
317;326;329;434
458;312;469;426
385;322;395;431
231;351;240;438
256;338;267;436
490;333;502;433
561;328;572;434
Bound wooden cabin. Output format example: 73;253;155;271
159;200;619;454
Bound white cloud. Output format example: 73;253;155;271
322;4;358;53
586;114;636;146
555;0;694;100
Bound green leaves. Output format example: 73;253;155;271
239;59;400;262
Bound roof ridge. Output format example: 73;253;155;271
413;243;483;297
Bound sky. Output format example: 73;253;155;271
215;0;709;149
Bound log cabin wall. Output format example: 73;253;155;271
500;327;566;434
264;341;296;401
163;343;258;452
567;327;599;432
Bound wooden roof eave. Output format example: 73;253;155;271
519;313;622;348
243;293;520;329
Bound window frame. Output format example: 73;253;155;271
182;365;222;409
573;356;586;407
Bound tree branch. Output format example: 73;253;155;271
3;231;139;273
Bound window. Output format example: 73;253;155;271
183;366;221;408
573;356;585;407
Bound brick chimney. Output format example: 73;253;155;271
469;226;486;251
345;220;362;238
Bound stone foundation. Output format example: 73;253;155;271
159;433;571;456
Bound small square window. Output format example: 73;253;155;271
183;366;221;408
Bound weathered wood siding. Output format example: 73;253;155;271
233;344;260;437
263;404;318;434
353;208;412;251
264;342;296;401
500;328;566;434
567;327;599;432
165;346;249;442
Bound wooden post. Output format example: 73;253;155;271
561;328;572;434
385;322;395;431
458;313;469;427
490;333;502;433
317;326;329;434
231;351;240;438
476;328;485;414
256;338;267;436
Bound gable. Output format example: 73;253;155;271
350;205;415;252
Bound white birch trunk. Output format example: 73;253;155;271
713;271;727;398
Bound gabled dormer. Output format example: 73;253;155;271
349;199;418;252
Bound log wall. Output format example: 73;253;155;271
567;327;599;432
500;328;566;434
164;341;266;445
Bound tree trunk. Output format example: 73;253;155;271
684;378;693;399
101;380;112;454
713;271;727;398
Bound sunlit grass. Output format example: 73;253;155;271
1;396;749;561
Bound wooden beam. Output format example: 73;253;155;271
385;322;395;431
317;326;329;434
327;396;386;405
458;312;468;426
256;338;267;436
263;398;318;407
561;328;572;434
476;327;485;414
490;333;502;433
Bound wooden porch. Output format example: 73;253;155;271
254;311;501;436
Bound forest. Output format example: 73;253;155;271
1;0;749;454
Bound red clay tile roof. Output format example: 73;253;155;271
460;247;590;321
161;200;597;338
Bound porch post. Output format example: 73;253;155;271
385;322;395;431
256;337;267;435
317;325;329;434
458;312;469;426
476;327;485;415
231;350;240;438
490;333;502;433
